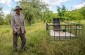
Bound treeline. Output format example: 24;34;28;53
0;0;85;25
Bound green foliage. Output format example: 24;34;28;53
4;14;11;25
56;5;85;21
0;7;4;25
57;5;66;19
19;0;47;25
42;10;57;23
1;2;85;25
80;6;85;19
0;17;4;25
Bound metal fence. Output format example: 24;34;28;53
46;23;83;40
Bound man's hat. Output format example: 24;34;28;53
14;6;22;11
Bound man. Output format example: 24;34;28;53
11;6;26;52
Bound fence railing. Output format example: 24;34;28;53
46;23;83;40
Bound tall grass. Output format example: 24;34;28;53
0;22;85;55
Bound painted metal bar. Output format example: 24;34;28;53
65;25;66;39
76;24;77;37
70;25;71;39
59;26;60;40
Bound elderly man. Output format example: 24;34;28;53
11;6;26;52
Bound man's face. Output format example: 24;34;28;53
16;9;20;15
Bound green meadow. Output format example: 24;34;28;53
0;22;85;55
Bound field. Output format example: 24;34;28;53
0;22;85;55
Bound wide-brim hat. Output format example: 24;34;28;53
14;6;22;11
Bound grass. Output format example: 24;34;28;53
0;22;85;55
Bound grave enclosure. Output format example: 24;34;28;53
46;18;83;40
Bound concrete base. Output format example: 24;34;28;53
50;30;75;37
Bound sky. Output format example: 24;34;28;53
0;0;85;16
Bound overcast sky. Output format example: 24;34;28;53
0;0;85;15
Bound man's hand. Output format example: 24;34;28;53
24;30;26;34
13;29;19;33
14;29;18;33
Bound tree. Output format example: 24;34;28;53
42;10;57;23
19;0;47;25
57;5;66;20
4;14;11;25
80;6;85;19
0;7;4;25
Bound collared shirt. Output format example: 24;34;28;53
11;13;25;33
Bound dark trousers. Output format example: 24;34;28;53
13;32;26;50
